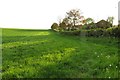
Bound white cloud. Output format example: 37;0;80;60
0;0;119;29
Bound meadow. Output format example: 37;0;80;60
1;28;119;78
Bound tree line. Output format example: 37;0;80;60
51;9;120;37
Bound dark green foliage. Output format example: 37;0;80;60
106;26;120;37
59;22;67;31
85;22;97;29
85;29;104;37
60;30;80;36
82;26;119;37
59;26;119;38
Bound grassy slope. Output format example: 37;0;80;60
2;28;119;78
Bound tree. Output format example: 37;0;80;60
59;22;67;31
51;23;59;31
107;16;114;26
86;22;96;29
84;18;95;29
65;9;85;30
85;18;94;24
61;17;73;31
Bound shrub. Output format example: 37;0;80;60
85;23;97;29
85;29;104;37
111;26;120;37
60;30;80;36
59;26;120;38
106;27;113;37
85;26;120;38
95;29;105;37
51;23;59;31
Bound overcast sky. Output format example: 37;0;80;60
0;0;119;29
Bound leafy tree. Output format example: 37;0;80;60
84;18;95;29
62;17;69;25
59;22;67;31
86;22;96;29
85;18;94;24
51;23;59;31
61;17;73;31
107;16;114;26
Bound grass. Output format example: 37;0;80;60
1;28;119;78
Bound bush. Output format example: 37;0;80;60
85;23;97;29
107;26;120;37
51;23;59;31
85;29;105;37
60;30;80;36
85;27;120;38
59;26;120;38
106;27;113;37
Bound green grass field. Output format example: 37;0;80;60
1;28;119;78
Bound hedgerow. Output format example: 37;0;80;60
60;26;120;38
